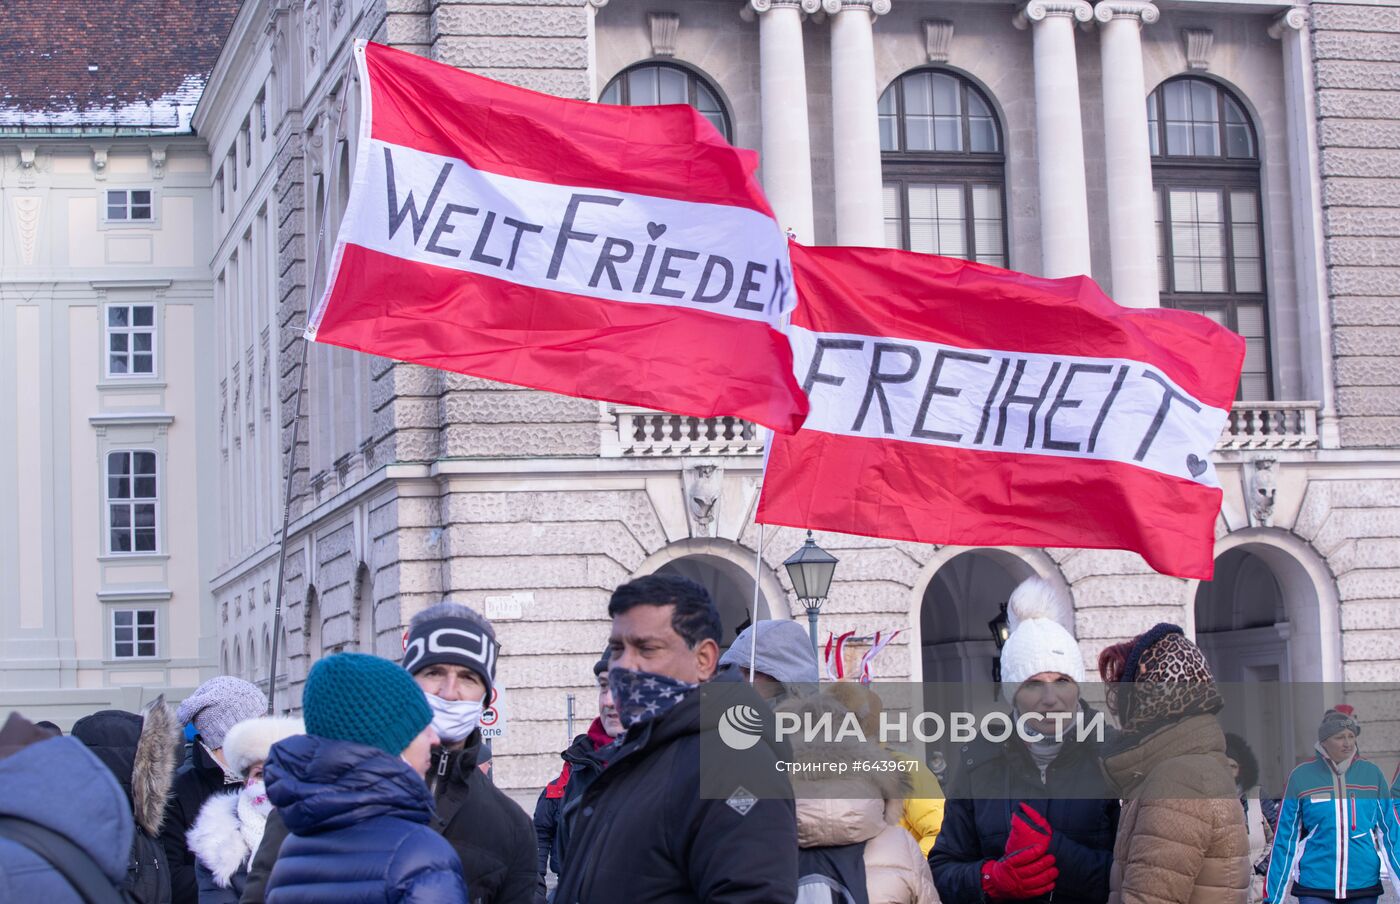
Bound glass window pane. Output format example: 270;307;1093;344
967;91;991;119
110;333;128;353
1147;96;1160;155
1174;258;1201;293
112;529;132;553
132;205;152;220
108;205;127;220
138;611;156;626
1239;373;1269;401
1163;81;1189;120
1193;123;1220;156
628;67;658;106
969;117;997;153
109;453;130;476
133;333;152;352
883;184;903;249
905;116;934;152
137;626;156;642
658;66;687;105
703;112;728;139
110;476;130;499
909;220;937;253
879;88;897;116
132;190;151;204
1166;122;1191;155
1190;80;1219;121
933;117;962;152
135;476;157;498
1200;256;1228;292
109;306;129;327
133;351;153;372
107;190;126;206
1226;123;1253;158
115;641;133;658
694;81;721;115
110;355;128;374
903;73;932;116
135;452;156;474
135;529;157;552
930;74;961;116
600;81;620;105
139;640;156;657
115;610;132;627
133;306;154;326
111;505;131;528
880;115;898;151
135;505;155;528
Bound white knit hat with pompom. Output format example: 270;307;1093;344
999;577;1084;702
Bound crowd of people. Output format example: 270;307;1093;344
1;573;1398;904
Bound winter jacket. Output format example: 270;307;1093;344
1262;750;1400;903
262;733;468;904
425;728;542;904
0;735;136;901
791;745;938;904
928;705;1119;904
72;705;181;904
892;751;945;857
164;737;241;904
237;806;289;904
533;719;614;879
187;790;268;904
553;664;799;904
1102;713;1250;904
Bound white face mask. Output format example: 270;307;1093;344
427;694;483;743
241;778;273;817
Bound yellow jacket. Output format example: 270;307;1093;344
891;751;945;856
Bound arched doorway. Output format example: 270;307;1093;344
655;554;773;651
1194;538;1335;789
921;550;1040;684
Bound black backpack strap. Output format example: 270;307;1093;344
0;815;128;904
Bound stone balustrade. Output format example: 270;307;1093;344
603;406;765;457
1218;401;1321;450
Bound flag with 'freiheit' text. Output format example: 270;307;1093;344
757;243;1245;580
308;41;809;433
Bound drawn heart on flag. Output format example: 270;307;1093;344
647;222;667;240
1186;454;1207;478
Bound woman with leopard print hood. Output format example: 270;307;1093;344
1098;623;1251;904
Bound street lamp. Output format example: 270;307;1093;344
988;601;1010;685
784;530;839;658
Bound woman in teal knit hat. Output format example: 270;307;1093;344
262;653;469;904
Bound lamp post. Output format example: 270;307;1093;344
783;530;839;659
988;601;1010;685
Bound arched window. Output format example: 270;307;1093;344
600;63;731;142
879;70;1007;268
1149;77;1269;400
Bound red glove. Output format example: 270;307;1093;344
981;846;1059;900
1007;803;1054;855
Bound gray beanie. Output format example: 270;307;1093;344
719;620;819;686
1318;705;1359;744
593;644;612;677
177;676;268;748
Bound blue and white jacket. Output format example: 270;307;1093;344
1264;748;1400;902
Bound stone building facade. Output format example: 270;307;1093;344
0;3;240;719
189;0;1400;801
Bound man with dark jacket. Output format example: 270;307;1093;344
553;575;799;904
404;602;543;904
533;647;621;884
162;676;267;904
0;712;135;900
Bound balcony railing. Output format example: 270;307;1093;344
603;407;765;457
603;401;1321;458
1217;401;1320;450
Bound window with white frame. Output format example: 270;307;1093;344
106;303;156;377
113;608;157;658
105;189;153;222
107;450;158;553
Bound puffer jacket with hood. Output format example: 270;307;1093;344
0;717;136;902
1102;625;1249;904
784;696;935;901
71;699;181;904
263;733;468;904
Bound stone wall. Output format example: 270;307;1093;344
1313;0;1400;448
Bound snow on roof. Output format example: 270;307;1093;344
0;1;242;135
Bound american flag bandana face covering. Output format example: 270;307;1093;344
608;666;697;730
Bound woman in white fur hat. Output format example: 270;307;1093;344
929;577;1120;904
186;715;303;904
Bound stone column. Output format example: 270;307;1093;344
1271;7;1340;447
1095;1;1159;307
745;0;819;240
1015;0;1094;278
825;0;891;246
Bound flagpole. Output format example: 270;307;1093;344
264;336;308;713
265;61;354;714
748;522;764;685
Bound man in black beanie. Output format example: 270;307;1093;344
532;645;622;888
403;601;542;904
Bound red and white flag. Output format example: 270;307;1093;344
757;244;1245;580
858;629;901;685
309;42;808;433
824;630;856;681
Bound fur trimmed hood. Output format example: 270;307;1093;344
70;695;180;836
222;715;304;780
188;789;266;887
